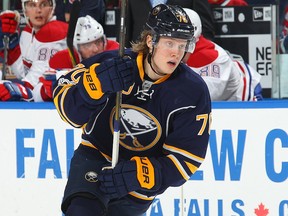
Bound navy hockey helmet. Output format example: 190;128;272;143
146;4;195;52
146;4;195;41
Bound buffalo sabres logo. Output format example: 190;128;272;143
85;171;98;183
110;105;161;151
152;6;161;16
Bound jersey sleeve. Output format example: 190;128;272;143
53;63;103;128
106;40;120;51
53;50;121;128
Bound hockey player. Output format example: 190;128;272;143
183;8;263;101
0;0;68;101
50;15;119;69
54;4;211;216
33;15;119;102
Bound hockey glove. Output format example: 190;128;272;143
98;157;162;199
0;10;20;50
38;71;57;100
95;56;135;93
0;32;19;50
0;10;20;34
82;56;135;101
0;81;33;101
253;83;263;101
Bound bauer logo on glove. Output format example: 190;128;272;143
83;56;135;100
132;156;156;189
98;156;162;199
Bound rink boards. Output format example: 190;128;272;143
0;101;287;216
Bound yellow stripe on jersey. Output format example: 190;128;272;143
163;143;204;163
81;139;112;161
137;52;171;84
83;63;104;100
167;154;190;181
185;161;198;174
129;191;156;201
81;140;97;149
137;52;145;80
131;156;155;189
54;86;67;120
54;86;81;128
54;65;86;128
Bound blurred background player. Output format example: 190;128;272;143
33;15;119;102
50;15;119;69
0;0;68;101
183;8;263;101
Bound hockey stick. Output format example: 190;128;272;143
111;0;127;168
66;0;81;67
1;35;9;80
1;9;20;80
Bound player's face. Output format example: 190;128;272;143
152;37;187;74
78;39;105;59
24;0;53;30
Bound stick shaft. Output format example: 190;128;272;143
2;35;9;80
66;0;81;67
111;0;127;168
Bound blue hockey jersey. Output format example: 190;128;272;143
54;49;211;204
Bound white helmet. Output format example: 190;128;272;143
183;8;202;42
74;15;105;45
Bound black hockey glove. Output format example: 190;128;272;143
82;56;135;102
98;157;162;199
96;56;135;93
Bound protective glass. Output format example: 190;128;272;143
154;37;195;53
77;39;104;51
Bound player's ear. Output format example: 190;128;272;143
146;35;153;49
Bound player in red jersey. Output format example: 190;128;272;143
0;0;68;101
183;8;263;101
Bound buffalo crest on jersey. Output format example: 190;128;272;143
110;104;161;151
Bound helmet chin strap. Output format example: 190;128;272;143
147;47;167;77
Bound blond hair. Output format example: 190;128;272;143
131;30;153;56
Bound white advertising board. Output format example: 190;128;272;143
0;101;287;216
